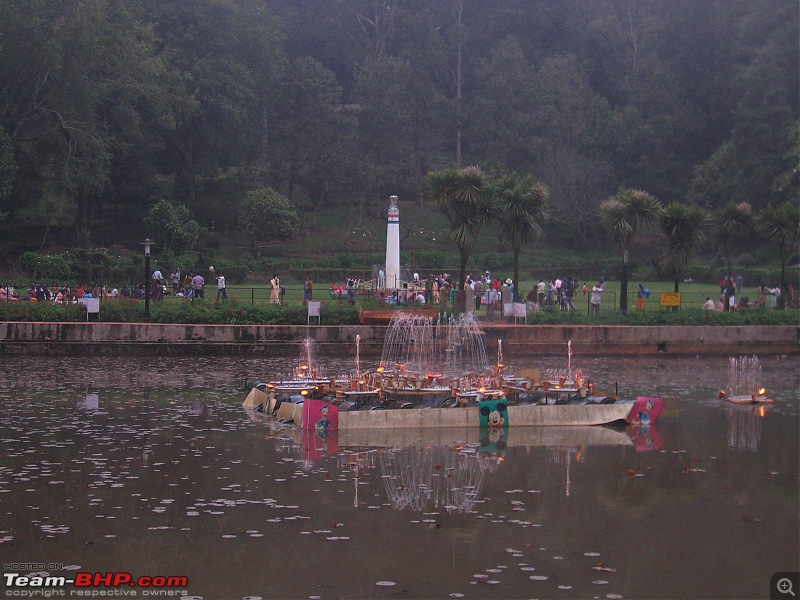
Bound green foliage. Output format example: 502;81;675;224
428;166;493;286
0;0;796;285
477;252;513;271
0;302;83;322
411;250;451;269
0;127;17;205
526;307;799;326
659;202;710;287
95;298;145;322
238;188;300;246
145;200;200;255
146;298;360;325
19;251;77;281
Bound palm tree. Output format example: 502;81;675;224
755;201;800;308
427;166;492;290
659;202;710;293
491;173;549;301
600;188;663;313
712;202;753;278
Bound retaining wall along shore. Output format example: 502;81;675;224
1;321;797;356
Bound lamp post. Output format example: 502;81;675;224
143;238;151;321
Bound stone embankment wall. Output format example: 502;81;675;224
1;322;797;356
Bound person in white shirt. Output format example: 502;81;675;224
270;275;281;304
170;269;181;294
216;272;227;303
590;278;605;316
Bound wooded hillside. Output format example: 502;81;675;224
0;0;797;256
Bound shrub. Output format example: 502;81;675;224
1;296;797;326
97;298;144;322
19;251;77;281
0;301;83;322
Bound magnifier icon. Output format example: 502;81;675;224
778;578;796;597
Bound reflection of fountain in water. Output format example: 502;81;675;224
726;406;764;451
727;355;762;399
547;446;586;498
380;313;490;376
377;446;498;513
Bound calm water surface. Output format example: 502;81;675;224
0;354;797;600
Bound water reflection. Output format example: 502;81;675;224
0;355;795;600
726;404;766;451
77;390;99;411
266;423;663;511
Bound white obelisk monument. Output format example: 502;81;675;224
385;195;400;290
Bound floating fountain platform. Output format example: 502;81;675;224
720;355;772;404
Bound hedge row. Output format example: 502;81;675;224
0;297;798;326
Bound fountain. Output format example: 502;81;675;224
721;355;771;404
379;312;490;378
266;337;345;395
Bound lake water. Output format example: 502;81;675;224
0;354;797;600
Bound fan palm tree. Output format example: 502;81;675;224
491;173;549;301
600;188;663;313
755;201;800;308
427;166;491;289
659;202;710;293
712;202;753;278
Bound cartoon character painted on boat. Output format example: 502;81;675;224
636;399;654;430
315;403;332;431
480;402;508;427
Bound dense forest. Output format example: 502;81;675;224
0;0;797;269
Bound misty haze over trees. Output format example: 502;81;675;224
0;0;797;257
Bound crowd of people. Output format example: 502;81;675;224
0;282;145;303
702;275;793;311
0;266;229;304
1;269;794;313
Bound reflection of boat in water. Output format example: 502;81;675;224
719;355;772;404
254;419;664;461
332;423;663;452
256;421;663;512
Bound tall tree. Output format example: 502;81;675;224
469;36;537;173
427;166;491;290
145;0;285;212
238;188;299;253
491;173;549;301
144;200;200;257
755;202;800;308
600;188;663;313
269;56;344;207
712;203;753;278
659;202;709;293
0;1;189;245
0;128;16;221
